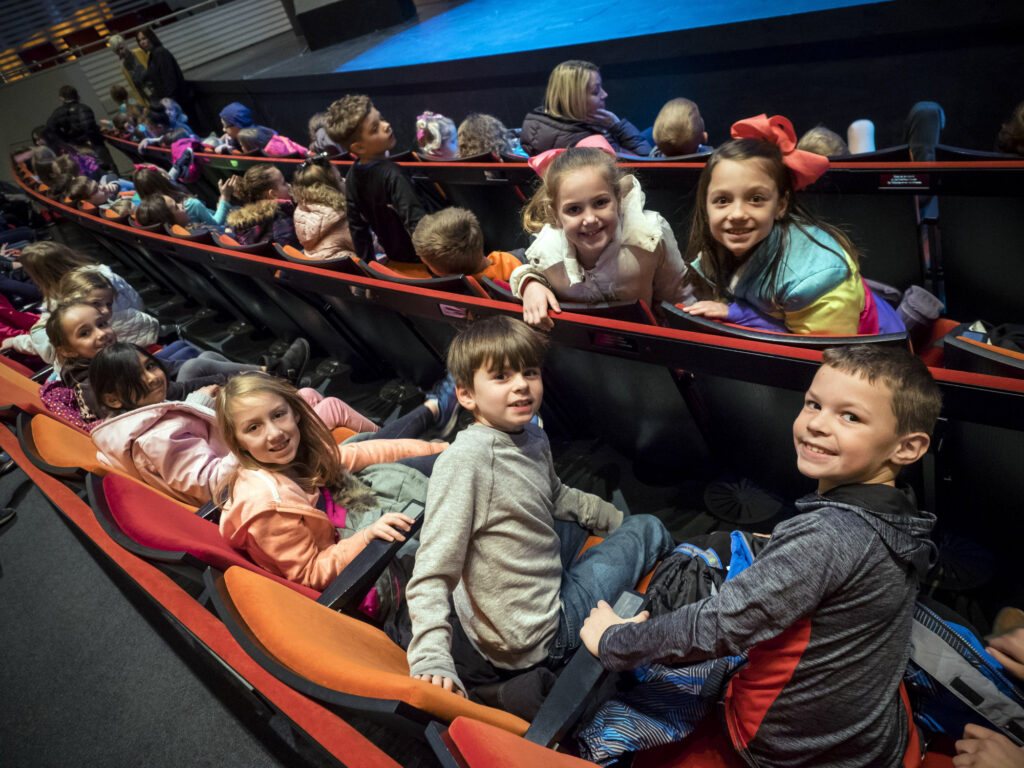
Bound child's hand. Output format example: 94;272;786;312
196;384;220;398
953;723;1024;767
414;674;466;698
218;175;238;202
682;300;730;320
580;600;649;658
0;244;19;260
360;512;415;544
521;280;560;331
138;138;152;152
590;108;621;128
987;628;1024;681
103;182;119;200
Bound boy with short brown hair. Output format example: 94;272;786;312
411;207;522;280
582;345;941;767
651;97;708;158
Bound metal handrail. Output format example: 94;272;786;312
3;0;229;84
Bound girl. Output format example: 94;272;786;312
291;154;360;260
89;343;388;507
67;177;122;208
415;112;458;160
458;113;511;159
682;114;903;335
520;60;652;157
133;166;235;229
510;138;690;330
215;373;452;591
225;165;300;249
237;126;307;157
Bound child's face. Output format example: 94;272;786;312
88;181;110;206
792;364;904;493
554;168;619;264
59;305;115;360
706;158;787;259
352;107;395;159
230;391;301;466
133;351;168;408
163;195;190;226
585;72;608;120
456;360;543;433
222;120;240;141
267;168;291;200
84;287;114;320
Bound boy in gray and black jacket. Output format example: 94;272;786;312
582;346;941;767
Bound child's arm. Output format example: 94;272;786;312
546;440;623;535
384;164;426;234
344;182;375;261
336;438;447;473
783;269;863;334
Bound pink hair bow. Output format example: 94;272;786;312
730;114;829;190
528;134;617;177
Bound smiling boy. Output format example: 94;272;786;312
325;94;426;263
581;345;941;767
405;316;673;713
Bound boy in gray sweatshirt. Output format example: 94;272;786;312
581;345;941;767
405;316;673;705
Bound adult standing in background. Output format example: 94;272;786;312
45;85;114;170
107;34;149;109
134;27;195;123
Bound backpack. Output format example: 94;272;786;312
905;600;1024;746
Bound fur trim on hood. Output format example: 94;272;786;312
226;198;282;231
293;182;346;211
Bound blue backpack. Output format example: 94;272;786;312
905;601;1024;746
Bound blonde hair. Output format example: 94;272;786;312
215;373;350;495
58;266;115;304
457;113;509;158
325;94;372;148
544;60;599;121
20;241;94;301
797;126;849;157
652;98;705;157
522;146;624;234
412;208;485;275
446;315;547;388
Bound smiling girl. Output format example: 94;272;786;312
510;140;690;329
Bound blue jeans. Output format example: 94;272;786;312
548;515;674;661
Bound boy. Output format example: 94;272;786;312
581;345;941;766
406;316;673;711
411;207;522;280
325;94;425;263
650;97;709;158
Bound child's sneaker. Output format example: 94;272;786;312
170;146;193;180
426;373;460;437
263;338;310;385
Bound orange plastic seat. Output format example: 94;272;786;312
208;565;530;734
0;358;46;414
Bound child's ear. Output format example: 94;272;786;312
454;382;476;412
348;138;364;158
891;432;930;467
775;192;789;221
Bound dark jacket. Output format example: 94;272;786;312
345;159;425;263
226;199;300;250
144;45;189;104
600;483;936;768
46;101;104;148
520;107;652;156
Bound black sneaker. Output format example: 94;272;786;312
270;338;309;385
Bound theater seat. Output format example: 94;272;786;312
0;358;47;416
478;276;656;323
365;260;489;298
943;332;1024;379
204;565;532;734
216;233;274;256
15;412;93;479
102;207;130;224
271;242;367;276
168;224;214;244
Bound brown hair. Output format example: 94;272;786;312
109;84;128;104
20;241;94;301
996;101;1024;156
325;94;372;148
235;165;284;204
292;157;342;195
31;146;58;180
133;166;188;202
652;98;705;157
135;195;177;227
67;176;98;205
544;60;600;122
89;341;167;417
45;299;108;363
412;208;485;275
57;266;115;304
685;138;858;307
821;345;941;436
215;372;351;494
797;126;848;158
446;315;547;388
237;125;277;154
522;146;624;234
457;113;509;158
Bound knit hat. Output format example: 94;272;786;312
219;102;254;128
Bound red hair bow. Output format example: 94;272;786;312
528;134;617;177
730;114;829;190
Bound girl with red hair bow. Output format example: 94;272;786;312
682;114;903;336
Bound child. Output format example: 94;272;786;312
415;111;458;160
213;102;257;154
797;125;849;157
521;59;652;157
510;138;690;330
682;114;903;335
133;166;234;229
215;372;454;590
67;176;122;208
291;154;361;261
457;113;510;158
582;345;939;765
308;111;345;156
650;97;710;158
412;207;521;280
137;104;195;152
112;113;144;141
90;342;382;506
237;126;308;157
225;165;300;249
405;316;674;712
57;267;159;351
326;94;426;263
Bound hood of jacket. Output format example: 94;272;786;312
91;400;218;461
797;483;937;575
227;198;290;232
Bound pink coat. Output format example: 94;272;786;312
293;202;357;260
264;134;308;156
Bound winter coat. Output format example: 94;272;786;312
46;101;104;148
293;184;357;260
520;107;652;157
226;198;300;250
263;134;308;157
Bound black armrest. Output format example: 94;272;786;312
316;500;424;611
524;590;647;747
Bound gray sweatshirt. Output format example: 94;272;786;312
406;423;623;691
599;484;936;767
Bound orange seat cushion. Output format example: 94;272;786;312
447;716;596;767
332;427;356;443
0;359;45;412
372;260;433;280
31;414;102;468
221;566;530;734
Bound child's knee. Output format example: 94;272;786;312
619;514;674;554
